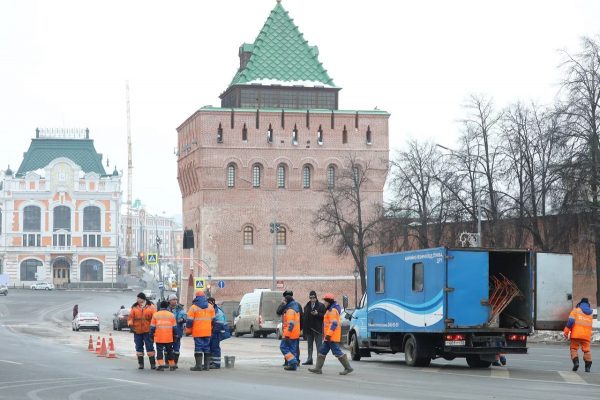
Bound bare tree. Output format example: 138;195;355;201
312;155;382;295
558;36;600;309
388;140;456;248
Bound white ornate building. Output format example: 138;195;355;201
0;129;122;287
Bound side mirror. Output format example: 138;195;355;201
344;310;354;320
342;295;349;310
233;310;239;318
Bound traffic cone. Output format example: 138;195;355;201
95;336;102;354
87;335;95;352
97;337;107;357
107;334;117;359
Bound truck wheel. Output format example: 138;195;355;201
404;335;432;367
234;326;242;337
466;355;491;368
350;333;361;361
251;326;260;338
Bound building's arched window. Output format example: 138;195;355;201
292;124;298;145
277;164;286;188
242;123;248;141
23;205;41;231
302;165;311;189
366;125;372;144
83;206;101;247
276;226;286;246
217;122;224;143
53;206;71;231
327;165;336;189
227;164;236;188
80;259;103;281
342;125;348;144
252;164;262;188
243;226;253;245
352;166;361;187
317;125;323;145
20;259;42;281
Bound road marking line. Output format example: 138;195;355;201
0;359;23;365
68;385;125;400
558;371;587;384
490;368;509;379
107;378;148;385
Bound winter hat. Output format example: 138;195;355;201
137;292;147;300
283;290;293;297
167;294;178;301
578;297;590;306
309;290;317;297
160;300;169;309
322;293;335;302
195;290;205;297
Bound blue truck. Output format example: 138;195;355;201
346;248;573;368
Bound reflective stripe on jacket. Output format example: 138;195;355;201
283;306;301;340
323;302;342;343
567;307;593;341
128;303;156;334
187;303;215;337
150;310;177;343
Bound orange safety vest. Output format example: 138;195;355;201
323;306;342;343
151;310;176;343
128;303;156;334
568;307;593;341
283;307;301;340
187;303;215;338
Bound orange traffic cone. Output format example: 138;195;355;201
88;335;95;352
97;337;107;357
95;336;102;354
107;334;117;359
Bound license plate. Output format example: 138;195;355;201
445;340;465;346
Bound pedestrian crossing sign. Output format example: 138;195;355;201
194;278;205;289
146;253;158;265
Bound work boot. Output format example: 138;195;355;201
156;364;165;371
203;353;212;371
572;357;579;371
337;354;353;375
190;353;203;371
585;361;592;373
137;356;144;370
173;354;179;369
492;360;501;366
149;356;156;370
500;355;507;366
308;354;326;374
169;365;176;371
302;359;313;365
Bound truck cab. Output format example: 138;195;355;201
345;248;573;368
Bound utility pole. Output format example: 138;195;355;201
269;221;280;291
155;216;163;300
125;81;134;275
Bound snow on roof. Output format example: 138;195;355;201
244;79;335;88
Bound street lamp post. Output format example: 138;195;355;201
240;177;278;290
436;144;483;247
353;268;359;308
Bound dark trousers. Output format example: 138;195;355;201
156;342;174;366
133;333;155;357
306;331;323;362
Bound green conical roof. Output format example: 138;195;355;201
228;1;336;88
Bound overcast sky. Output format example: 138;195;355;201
1;0;599;218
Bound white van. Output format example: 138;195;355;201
234;289;283;338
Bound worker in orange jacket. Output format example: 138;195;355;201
564;297;594;372
186;290;215;371
150;300;178;371
128;292;157;369
309;293;353;375
279;291;301;371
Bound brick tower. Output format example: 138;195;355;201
177;1;389;304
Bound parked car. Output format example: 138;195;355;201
219;300;240;331
234;289;282;338
0;284;7;296
112;308;130;331
72;312;100;331
31;282;54;290
142;289;156;300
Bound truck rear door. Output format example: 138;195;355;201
446;250;490;328
534;253;573;330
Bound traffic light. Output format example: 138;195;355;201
138;252;145;266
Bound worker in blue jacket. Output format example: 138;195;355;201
207;297;229;369
167;294;187;369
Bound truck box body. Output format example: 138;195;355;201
348;247;573;367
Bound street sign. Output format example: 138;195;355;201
158;281;164;289
194;278;206;289
276;280;284;289
217;280;225;289
146;253;158;265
